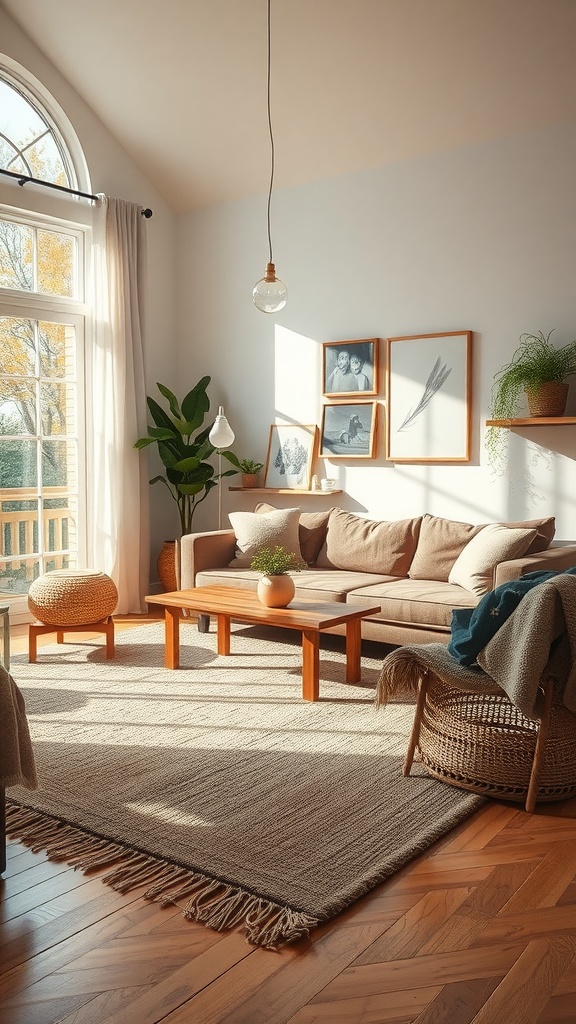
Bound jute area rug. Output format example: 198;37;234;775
7;621;484;948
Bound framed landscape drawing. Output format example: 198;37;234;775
322;338;379;397
386;331;472;463
264;423;318;489
319;402;377;459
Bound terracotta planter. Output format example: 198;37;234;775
525;382;569;417
241;473;259;488
257;574;295;608
157;540;178;592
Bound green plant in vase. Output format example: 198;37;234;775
487;330;576;473
238;458;264;475
251;545;303;608
250;545;303;575
238;458;264;487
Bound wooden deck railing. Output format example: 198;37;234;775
0;487;73;578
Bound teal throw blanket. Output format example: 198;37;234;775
449;567;576;666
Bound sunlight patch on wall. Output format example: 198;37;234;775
273;325;319;425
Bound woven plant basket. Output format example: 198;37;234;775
525;381;569;417
416;677;576;805
28;570;118;626
157;540;178;592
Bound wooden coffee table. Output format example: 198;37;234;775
146;585;381;701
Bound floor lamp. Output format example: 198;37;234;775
209;406;235;529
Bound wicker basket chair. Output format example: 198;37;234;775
402;669;576;813
377;572;576;815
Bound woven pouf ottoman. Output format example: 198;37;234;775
28;569;118;662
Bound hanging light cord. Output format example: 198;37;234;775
266;0;275;265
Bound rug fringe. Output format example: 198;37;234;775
5;802;318;948
375;647;425;706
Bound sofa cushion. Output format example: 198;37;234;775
497;516;555;554
448;523;538;597
408;515;483;581
346;578;477;628
196;567;397;603
254;502;330;565
228;507;302;567
315;508;422;576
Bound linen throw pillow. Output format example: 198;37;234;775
408;515;483;581
254;502;331;565
228;507;303;567
448;523;538;597
315;508;422;576
497;516;555;554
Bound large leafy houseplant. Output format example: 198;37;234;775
487;330;576;472
134;377;239;534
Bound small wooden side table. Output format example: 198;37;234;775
28;616;115;663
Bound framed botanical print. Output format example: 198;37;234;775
319;402;378;459
322;338;379;397
263;423;318;489
386;331;472;463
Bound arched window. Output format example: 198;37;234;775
0;60;90;613
0;75;73;186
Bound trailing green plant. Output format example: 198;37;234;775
487;330;576;472
250;545;303;576
238;458;264;474
134;377;239;534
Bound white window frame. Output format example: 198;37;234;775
0;203;91;618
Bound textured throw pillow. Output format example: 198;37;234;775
315;508;422;576
448;523;538;597
255;502;331;565
228;507;302;567
408;515;483;581
498;516;555;555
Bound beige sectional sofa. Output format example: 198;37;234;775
179;505;576;645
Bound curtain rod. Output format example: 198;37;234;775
0;167;153;217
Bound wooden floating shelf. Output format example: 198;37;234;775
486;417;576;427
228;487;342;495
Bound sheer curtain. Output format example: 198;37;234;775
87;196;150;613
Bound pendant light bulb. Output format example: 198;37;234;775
208;406;235;448
252;262;287;313
253;0;287;313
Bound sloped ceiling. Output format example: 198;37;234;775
2;0;576;212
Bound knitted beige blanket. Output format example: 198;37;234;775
377;574;576;720
0;665;37;789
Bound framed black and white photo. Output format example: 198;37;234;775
386;331;472;463
264;423;318;489
322;338;379;397
319;402;378;459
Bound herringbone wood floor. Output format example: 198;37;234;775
2;618;576;1024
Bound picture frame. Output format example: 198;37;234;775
386;331;472;463
319;402;378;459
322;338;379;397
263;423;318;489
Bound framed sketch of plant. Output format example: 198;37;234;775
322;338;379;397
263;424;318;489
319;402;378;459
386;331;472;463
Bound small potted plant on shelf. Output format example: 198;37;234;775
487;329;576;472
238;458;264;488
250;545;303;607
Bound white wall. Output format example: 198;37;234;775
177;119;576;541
0;7;178;571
